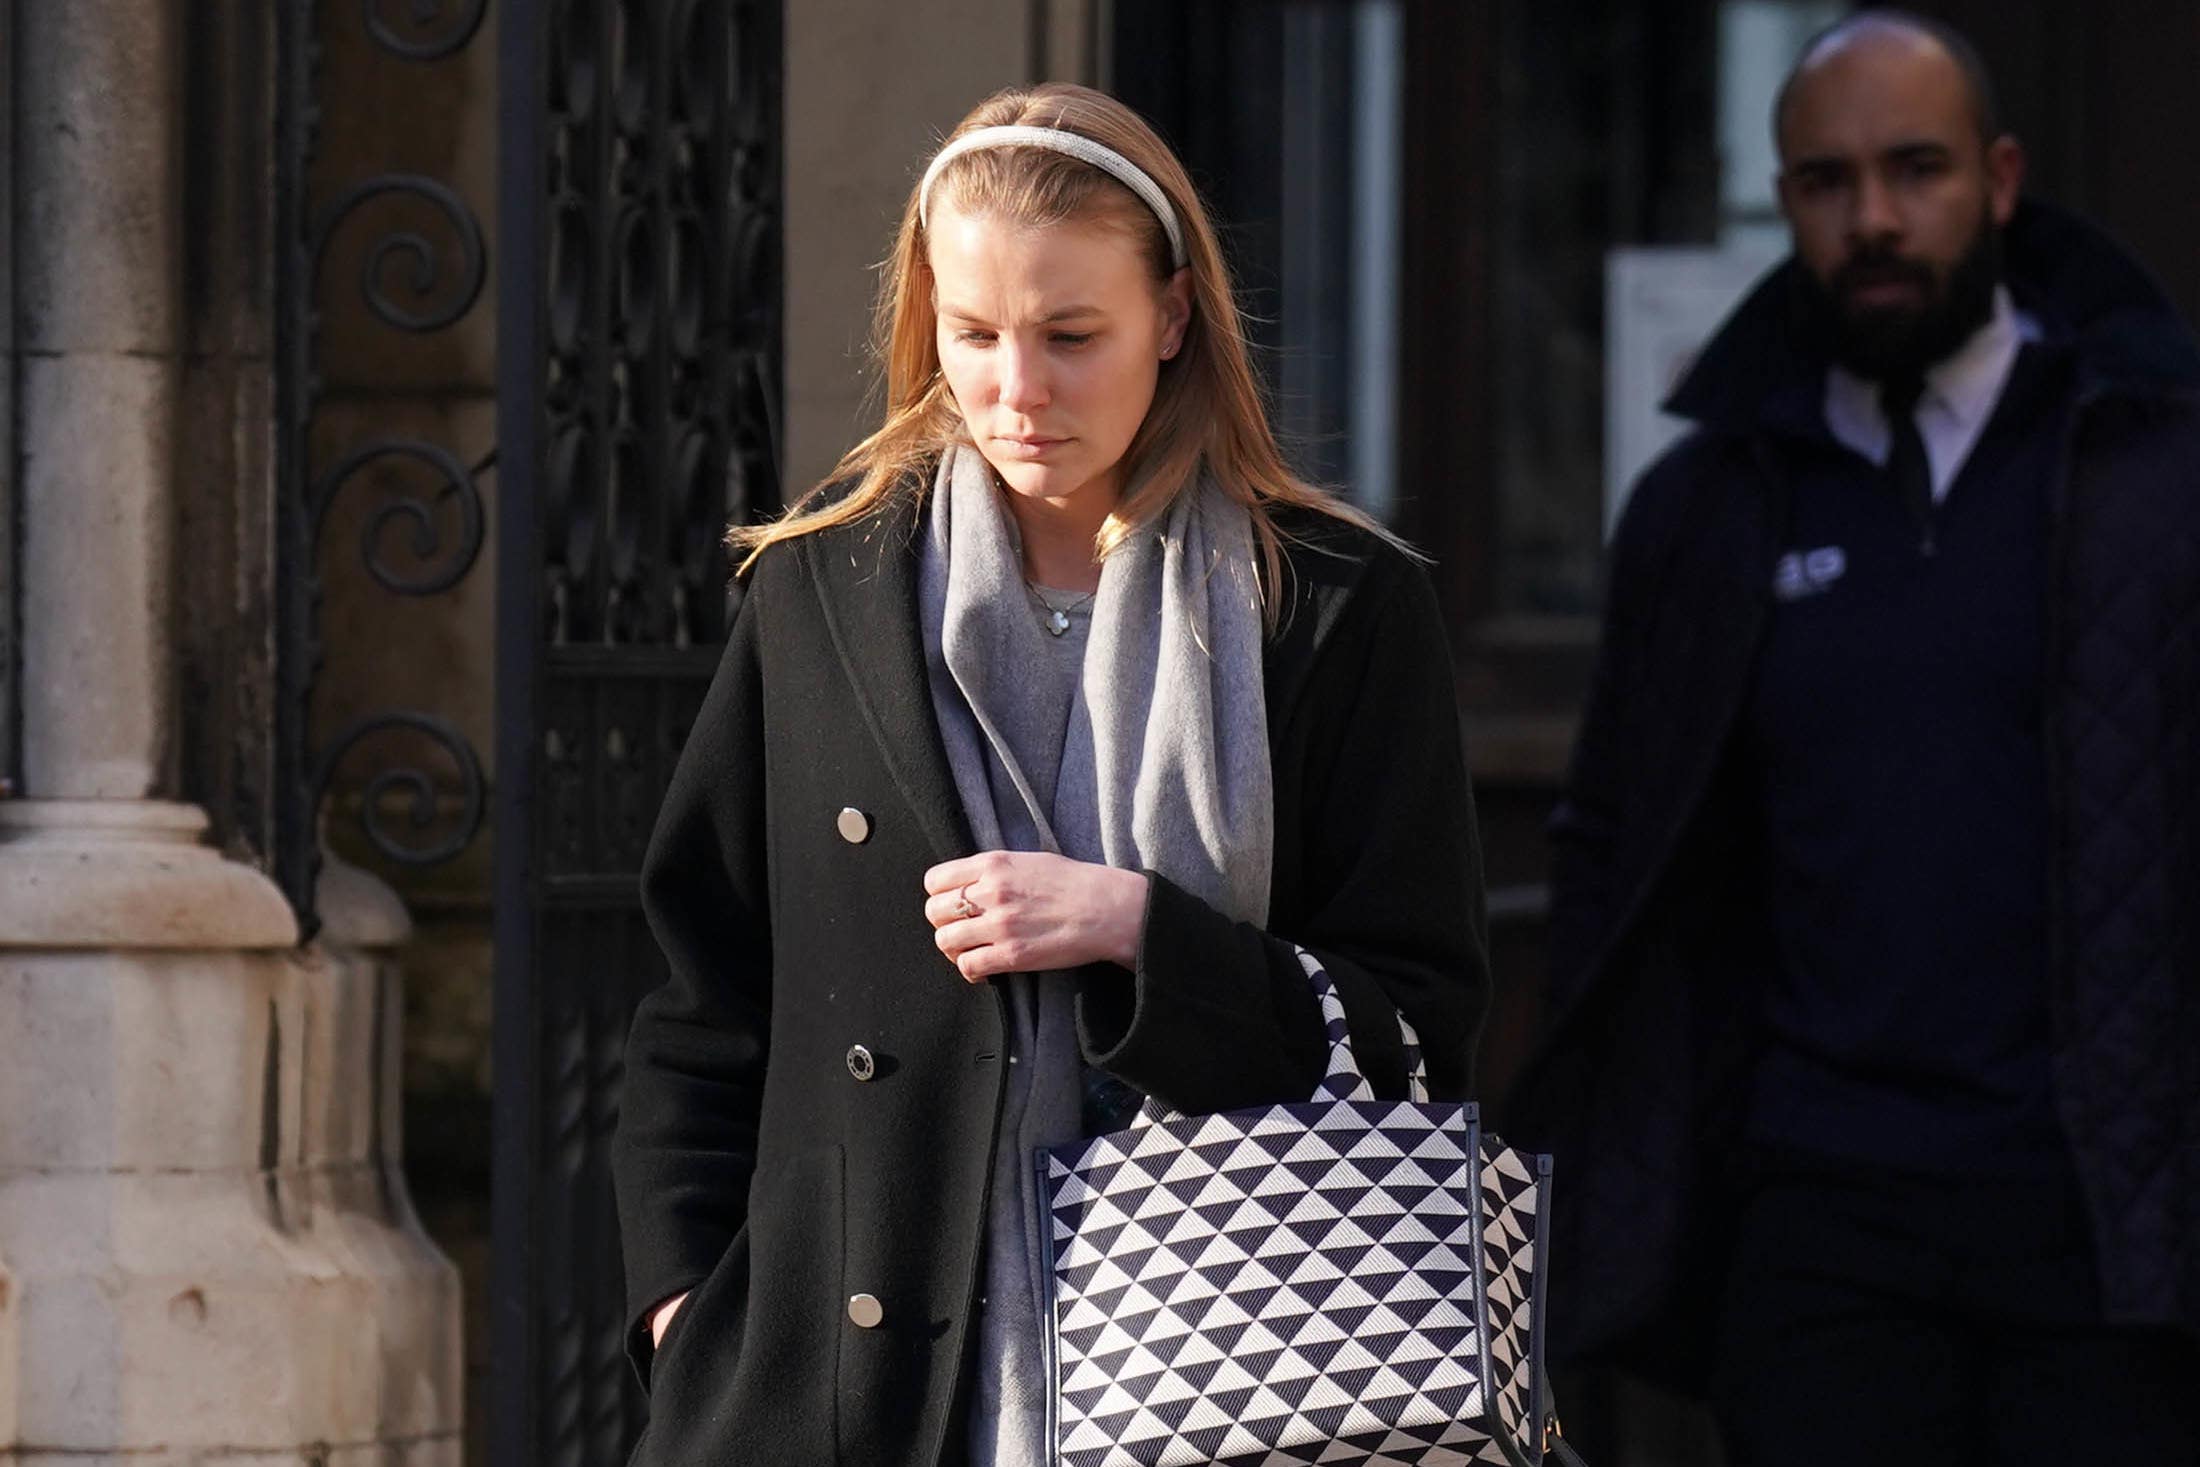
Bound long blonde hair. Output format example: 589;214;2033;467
731;83;1408;617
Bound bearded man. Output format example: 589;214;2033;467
1511;11;2200;1462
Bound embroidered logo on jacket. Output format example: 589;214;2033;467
1773;546;1848;602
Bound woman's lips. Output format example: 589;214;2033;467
995;435;1068;458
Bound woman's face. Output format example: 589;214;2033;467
930;203;1192;514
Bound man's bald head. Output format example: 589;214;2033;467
1770;8;2025;380
1774;10;2003;159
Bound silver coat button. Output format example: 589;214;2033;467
848;1292;884;1329
846;1044;876;1082
836;807;872;844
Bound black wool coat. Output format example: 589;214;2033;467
1508;201;2200;1388
612;485;1490;1467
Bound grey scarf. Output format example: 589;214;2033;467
918;444;1273;1464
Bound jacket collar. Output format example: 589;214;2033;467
801;483;976;866
795;477;1384;867
1664;198;2200;443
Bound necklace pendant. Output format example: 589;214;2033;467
1047;609;1070;636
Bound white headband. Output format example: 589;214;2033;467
918;124;1190;271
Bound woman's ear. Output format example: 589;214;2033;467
1158;267;1193;359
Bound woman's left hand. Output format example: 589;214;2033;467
922;852;1150;982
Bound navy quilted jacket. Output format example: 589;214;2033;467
1509;201;2200;1388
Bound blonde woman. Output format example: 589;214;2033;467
612;83;1489;1467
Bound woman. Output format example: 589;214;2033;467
612;83;1489;1467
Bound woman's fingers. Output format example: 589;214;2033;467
932;911;989;957
924;856;1008;983
934;916;1014;984
922;854;1014;949
923;887;980;928
649;1290;690;1349
954;942;1021;983
923;852;997;895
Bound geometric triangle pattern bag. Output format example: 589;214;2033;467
1038;948;1567;1467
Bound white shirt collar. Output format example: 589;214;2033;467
1822;286;2040;501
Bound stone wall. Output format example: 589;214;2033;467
1;4;461;1462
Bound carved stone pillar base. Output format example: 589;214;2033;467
0;805;461;1464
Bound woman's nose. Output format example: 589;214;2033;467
996;341;1049;412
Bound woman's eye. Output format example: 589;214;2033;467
1052;332;1094;347
954;330;995;346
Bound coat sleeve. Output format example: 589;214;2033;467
1545;450;1675;1009
610;586;772;1366
1076;555;1490;1109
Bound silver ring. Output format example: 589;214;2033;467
954;884;976;920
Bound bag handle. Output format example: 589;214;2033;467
1129;946;1429;1128
1540;1369;1589;1467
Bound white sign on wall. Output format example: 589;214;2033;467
1603;243;1784;535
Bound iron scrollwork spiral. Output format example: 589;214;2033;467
364;0;489;61
277;3;495;928
311;440;487;595
309;712;487;867
311;173;488;333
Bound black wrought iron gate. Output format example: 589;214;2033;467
492;2;783;1463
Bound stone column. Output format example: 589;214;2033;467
0;9;459;1464
14;5;182;801
302;850;467;1465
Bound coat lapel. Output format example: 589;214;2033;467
802;492;975;865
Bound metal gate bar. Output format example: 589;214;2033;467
494;1;783;1462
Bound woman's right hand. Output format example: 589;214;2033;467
650;1290;690;1349
922;851;1150;979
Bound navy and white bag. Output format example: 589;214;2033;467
1037;949;1567;1467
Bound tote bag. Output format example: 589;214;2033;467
1037;949;1559;1467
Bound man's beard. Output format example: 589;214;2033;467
1794;209;2003;382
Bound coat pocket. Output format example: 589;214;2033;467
645;1221;749;1395
631;1146;846;1466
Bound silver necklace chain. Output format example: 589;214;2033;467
1023;580;1096;637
